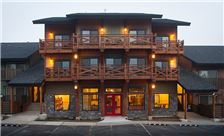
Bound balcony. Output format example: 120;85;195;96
44;65;178;81
39;34;183;54
45;68;72;81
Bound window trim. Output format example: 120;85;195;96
154;93;170;109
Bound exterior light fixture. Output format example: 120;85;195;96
151;84;156;89
123;28;128;34
48;32;54;40
74;85;78;90
152;54;156;59
100;28;104;33
169;34;176;41
74;54;78;59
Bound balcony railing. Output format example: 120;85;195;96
39;34;183;53
45;65;178;81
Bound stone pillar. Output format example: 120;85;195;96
123;81;128;116
100;81;105;116
75;82;80;119
148;83;153;116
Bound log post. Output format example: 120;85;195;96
10;87;14;114
184;91;187;119
39;87;43;114
212;93;216;118
100;81;105;116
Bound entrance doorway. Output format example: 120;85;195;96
32;86;40;103
105;94;122;115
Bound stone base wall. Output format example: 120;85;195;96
45;82;76;119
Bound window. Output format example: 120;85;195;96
55;95;70;111
198;70;217;78
54;60;70;68
106;58;122;65
81;30;98;44
55;35;70;47
129;58;146;66
154;94;169;108
129;30;146;44
199;95;212;105
105;88;122;93
155;61;169;69
129;30;146;35
81;58;98;66
128;87;145;110
155;36;169;47
82;88;99;111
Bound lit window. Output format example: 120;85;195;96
154;94;169;108
83;88;99;111
55;95;70;111
128;94;144;110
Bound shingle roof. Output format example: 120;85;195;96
1;42;39;61
178;68;217;92
152;19;191;26
184;46;224;65
9;61;44;86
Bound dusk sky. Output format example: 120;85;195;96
0;0;223;45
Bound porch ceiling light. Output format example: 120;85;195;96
48;32;54;40
100;28;104;33
123;28;128;34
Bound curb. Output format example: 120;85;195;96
1;123;23;127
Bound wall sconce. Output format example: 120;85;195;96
74;85;78;90
169;34;176;41
74;54;78;60
123;28;128;34
151;83;156;89
152;54;156;59
100;27;104;34
48;32;54;40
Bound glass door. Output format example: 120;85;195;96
105;94;122;115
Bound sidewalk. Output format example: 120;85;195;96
1;112;224;126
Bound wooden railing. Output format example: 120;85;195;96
45;66;178;81
39;34;183;53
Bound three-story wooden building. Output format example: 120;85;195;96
33;13;190;120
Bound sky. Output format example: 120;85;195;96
0;0;223;45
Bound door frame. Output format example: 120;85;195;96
105;94;122;116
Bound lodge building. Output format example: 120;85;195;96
3;13;223;120
30;13;190;119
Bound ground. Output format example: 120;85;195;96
2;124;224;136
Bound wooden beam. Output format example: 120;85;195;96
184;90;187;119
39;87;43;114
212;93;216;118
123;82;128;116
10;87;14;114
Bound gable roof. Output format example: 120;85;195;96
152;19;191;26
184;46;224;65
1;42;39;62
178;68;217;92
9;61;44;86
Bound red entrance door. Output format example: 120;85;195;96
105;94;122;115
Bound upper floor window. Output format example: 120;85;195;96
55;35;70;47
129;58;146;66
155;61;169;69
81;58;98;66
81;30;98;44
198;70;218;78
129;30;146;35
156;36;169;47
106;58;122;65
54;60;70;68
